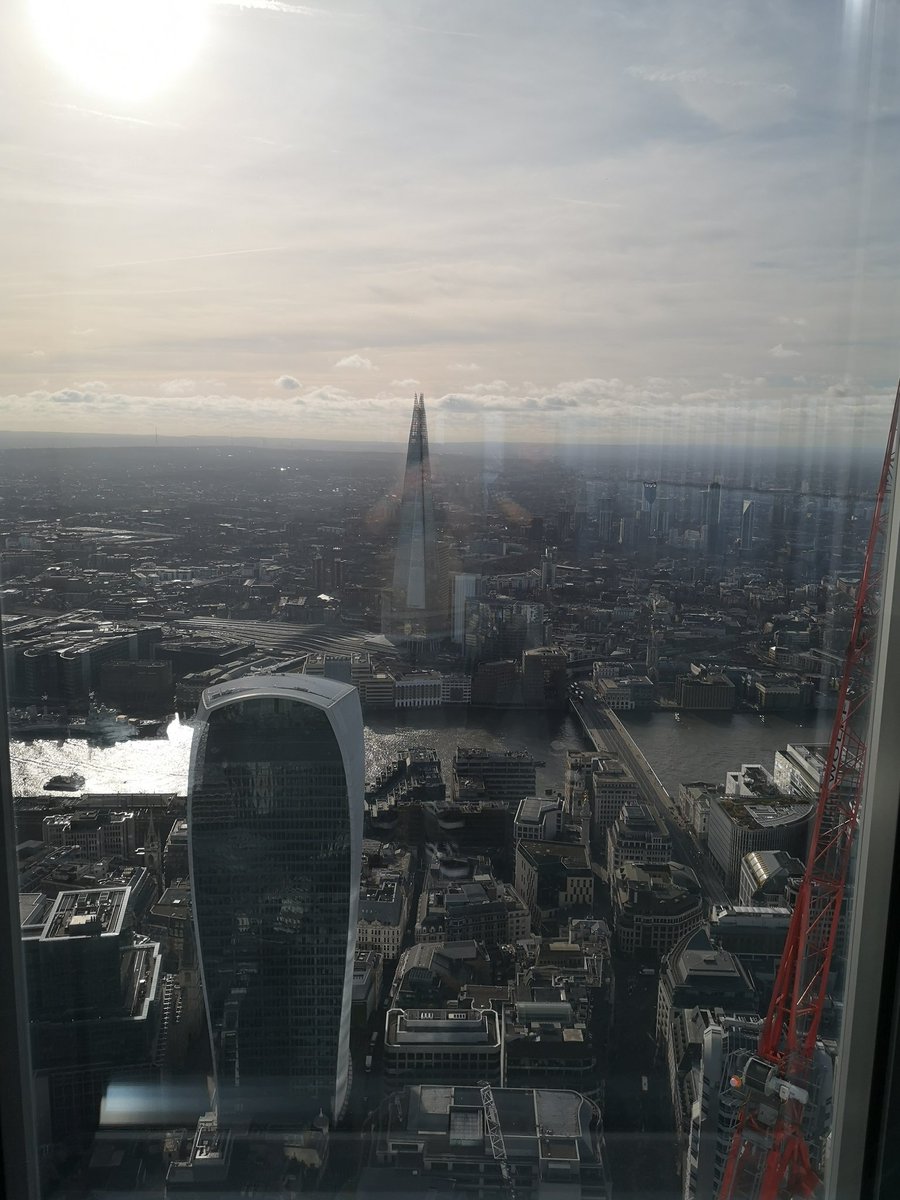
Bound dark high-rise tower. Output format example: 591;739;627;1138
740;498;755;553
385;393;444;642
188;676;364;1126
705;481;722;554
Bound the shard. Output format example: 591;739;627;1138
386;393;444;642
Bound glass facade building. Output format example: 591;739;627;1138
187;676;364;1125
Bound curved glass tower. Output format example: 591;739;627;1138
187;675;363;1125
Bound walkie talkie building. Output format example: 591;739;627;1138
187;675;364;1126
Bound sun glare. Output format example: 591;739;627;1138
28;0;209;104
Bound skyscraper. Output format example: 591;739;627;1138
188;675;364;1126
642;480;658;532
450;572;479;646
385;393;444;643
740;498;755;553
705;481;722;553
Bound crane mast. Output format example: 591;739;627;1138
718;381;900;1200
480;1080;517;1200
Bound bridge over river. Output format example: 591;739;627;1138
570;692;729;907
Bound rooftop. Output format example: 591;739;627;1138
388;1006;501;1047
400;1084;596;1163
516;796;562;824
201;673;357;714
42;886;129;940
719;795;813;829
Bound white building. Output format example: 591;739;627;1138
707;793;812;898
394;671;442;708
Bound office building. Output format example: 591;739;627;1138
504;984;598;1097
521;646;568;708
683;1018;832;1200
739;849;804;907
740;499;755;553
708;906;792;1010
385;393;445;643
675;671;736;711
642;479;658;515
515;841;594;929
704;481;722;554
707;787;812;897
595;674;655;710
371;1084;612;1200
590;758;641;852
657;926;758;1045
390;942;494;1008
384;999;501;1084
606;803;671;878
677;782;723;842
357;844;413;960
351;949;383;1027
163;819;189;884
611;862;704;956
565;750;601;807
773;739;859;836
393;670;442;708
42;810;136;861
451;572;479;646
452;747;537;807
188;675;364;1124
22;887;162;1147
416;870;531;946
514;796;565;842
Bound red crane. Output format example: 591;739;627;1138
718;380;900;1200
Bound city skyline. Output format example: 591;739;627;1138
2;1;899;448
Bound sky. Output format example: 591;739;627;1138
1;0;899;449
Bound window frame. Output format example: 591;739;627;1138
826;453;900;1200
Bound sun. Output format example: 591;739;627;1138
28;0;209;105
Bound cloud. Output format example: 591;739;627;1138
447;362;482;372
628;66;796;99
335;354;375;370
25;349;45;359
0;375;892;448
778;316;808;327
276;375;301;389
45;388;97;405
217;0;326;15
391;378;420;389
770;344;801;359
159;378;198;397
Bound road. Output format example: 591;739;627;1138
571;691;730;907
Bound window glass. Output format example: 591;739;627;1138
3;3;899;1199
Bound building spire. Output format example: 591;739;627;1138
386;392;442;643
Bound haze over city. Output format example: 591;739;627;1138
2;0;899;448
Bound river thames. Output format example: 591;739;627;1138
10;705;832;799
